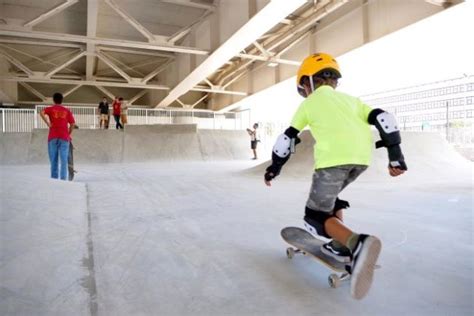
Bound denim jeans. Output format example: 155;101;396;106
48;138;70;180
114;115;123;129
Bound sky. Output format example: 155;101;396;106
230;0;474;124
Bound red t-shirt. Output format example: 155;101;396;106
44;105;75;141
113;101;121;115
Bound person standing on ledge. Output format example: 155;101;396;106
39;92;76;180
98;96;109;129
112;97;124;130
246;123;260;160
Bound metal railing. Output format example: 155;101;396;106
0;105;250;133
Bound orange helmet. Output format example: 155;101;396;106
296;53;341;96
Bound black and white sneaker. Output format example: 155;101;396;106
350;234;382;300
321;241;352;263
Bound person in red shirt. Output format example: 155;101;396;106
39;92;76;180
112;97;123;130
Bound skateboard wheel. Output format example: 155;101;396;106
328;274;340;288
286;247;295;259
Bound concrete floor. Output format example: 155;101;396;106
1;160;472;316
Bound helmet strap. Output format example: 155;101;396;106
309;76;315;93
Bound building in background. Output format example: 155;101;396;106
361;76;474;145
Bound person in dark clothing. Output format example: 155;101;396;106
98;97;109;129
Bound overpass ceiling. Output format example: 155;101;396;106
0;0;463;107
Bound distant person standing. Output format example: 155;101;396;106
112;97;123;130
120;98;128;127
246;123;260;159
98;97;109;129
39;92;75;180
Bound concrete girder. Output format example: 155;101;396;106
86;0;99;80
160;0;216;11
0;29;209;55
128;90;148;104
18;82;47;101
104;0;156;42
0;76;170;90
157;0;307;107
142;60;174;83
23;0;79;28
0;44;83;75
95;52;132;83
63;84;83;97
99;51;146;77
0;39;83;49
95;86;116;100
0;49;34;76
45;51;87;78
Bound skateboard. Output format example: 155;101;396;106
68;142;76;181
281;226;352;288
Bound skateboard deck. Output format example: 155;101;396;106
281;226;351;288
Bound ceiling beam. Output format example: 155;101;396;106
45;51;86;78
142;60;174;83
100;51;145;77
63;84;83;97
0;44;82;75
190;86;247;96
86;0;99;80
129;90;148;104
0;38;83;49
105;0;156;42
157;0;306;107
0;49;34;76
95;86;116;100
24;0;79;28
238;53;300;66
96;52;132;82
160;0;216;11
0;28;209;55
96;46;175;59
18;82;47;101
1;76;170;90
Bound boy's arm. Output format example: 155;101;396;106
367;108;407;172
264;126;301;185
39;110;51;127
265;103;307;185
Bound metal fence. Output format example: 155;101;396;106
0;105;250;133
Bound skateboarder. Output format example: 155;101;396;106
264;53;407;299
39;92;76;180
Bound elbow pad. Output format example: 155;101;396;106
265;127;301;180
368;109;401;149
272;127;301;158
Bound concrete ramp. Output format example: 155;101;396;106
198;129;249;161
0;125;252;164
123;124;201;162
0;133;30;164
247;131;472;182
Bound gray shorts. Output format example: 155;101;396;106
306;164;367;214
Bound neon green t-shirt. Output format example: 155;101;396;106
290;85;373;170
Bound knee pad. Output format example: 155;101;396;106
333;198;350;211
304;206;335;238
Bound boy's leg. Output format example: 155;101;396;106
58;140;70;180
304;165;381;299
48;139;59;179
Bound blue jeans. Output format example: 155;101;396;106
48;139;70;180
